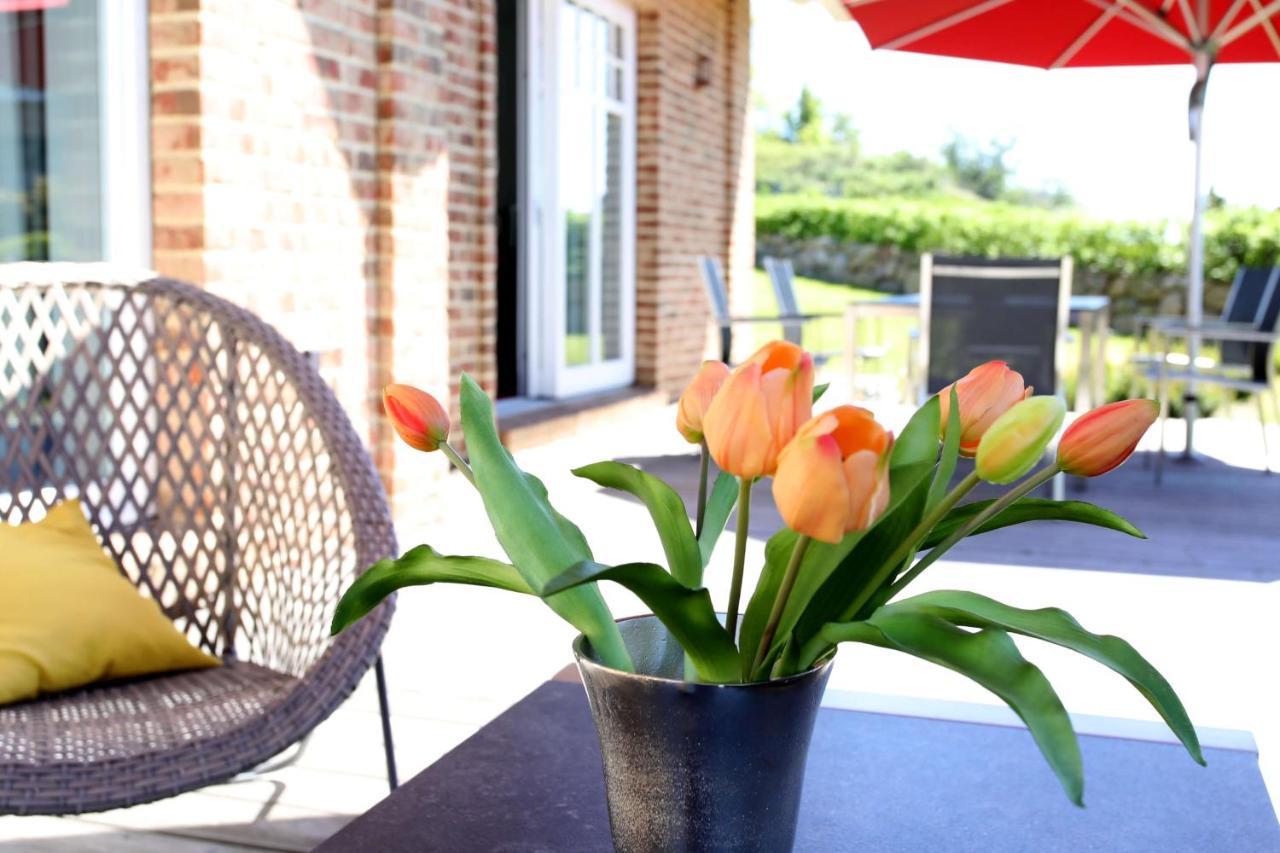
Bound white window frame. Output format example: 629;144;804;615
99;0;152;267
523;0;636;399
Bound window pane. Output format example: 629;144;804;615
561;2;592;367
601;112;622;361
559;1;629;372
0;1;103;262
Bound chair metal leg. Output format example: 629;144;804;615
1271;390;1280;465
1155;374;1170;485
1259;392;1274;475
375;655;399;791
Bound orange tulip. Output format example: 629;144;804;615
383;383;450;452
702;341;814;478
1058;399;1158;477
937;361;1032;456
772;406;893;544
676;360;730;444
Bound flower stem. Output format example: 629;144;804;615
832;469;981;625
724;477;753;641
751;534;811;679
885;465;1060;599
441;441;477;487
695;439;710;538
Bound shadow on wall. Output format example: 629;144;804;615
294;4;457;497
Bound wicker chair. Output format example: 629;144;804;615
0;263;397;815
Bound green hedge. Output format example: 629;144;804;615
756;196;1280;284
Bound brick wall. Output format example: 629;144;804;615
634;0;754;393
148;0;751;525
148;0;497;527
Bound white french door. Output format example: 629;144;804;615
525;0;636;398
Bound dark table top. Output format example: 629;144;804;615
317;678;1280;853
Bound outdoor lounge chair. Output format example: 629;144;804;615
762;257;844;362
918;253;1072;499
918;253;1071;401
1141;267;1280;481
698;256;837;364
0;264;397;815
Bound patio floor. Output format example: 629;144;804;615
2;395;1277;851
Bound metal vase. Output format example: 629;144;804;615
573;615;833;853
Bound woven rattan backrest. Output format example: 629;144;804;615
0;264;394;676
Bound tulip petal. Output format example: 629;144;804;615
1058;399;1158;477
703;361;773;478
774;434;850;544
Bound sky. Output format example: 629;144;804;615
751;0;1280;221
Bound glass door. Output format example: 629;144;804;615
0;0;150;265
526;0;635;398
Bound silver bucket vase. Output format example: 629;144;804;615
573;615;833;853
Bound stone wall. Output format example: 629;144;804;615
756;234;1229;332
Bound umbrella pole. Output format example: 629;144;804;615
1183;52;1212;460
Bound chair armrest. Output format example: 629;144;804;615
1155;322;1278;344
723;312;840;324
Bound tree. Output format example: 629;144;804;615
941;135;1013;201
783;86;827;145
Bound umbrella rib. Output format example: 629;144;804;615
1177;0;1202;41
1248;0;1280;58
1113;0;1196;45
1221;0;1280;45
879;0;1017;51
1082;0;1192;51
1211;0;1254;38
1051;4;1123;68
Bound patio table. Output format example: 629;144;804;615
315;670;1279;853
844;293;1110;408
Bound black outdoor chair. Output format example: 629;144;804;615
1140;267;1280;481
918;253;1071;400
918;254;1072;499
697;256;834;364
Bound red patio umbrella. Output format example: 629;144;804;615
827;0;1280;455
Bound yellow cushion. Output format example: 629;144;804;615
0;500;220;705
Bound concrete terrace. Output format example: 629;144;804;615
2;395;1278;851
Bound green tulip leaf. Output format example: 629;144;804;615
460;374;632;671
541;560;741;683
882;590;1204;766
574;461;701;588
772;395;947;671
891;392;941;474
786;460;934;651
812;382;830;404
927;386;961;512
920;498;1146;550
821;612;1085;806
698;470;738;568
332;545;532;635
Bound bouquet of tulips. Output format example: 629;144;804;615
333;341;1203;805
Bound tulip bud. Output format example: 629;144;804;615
1058;399;1157;477
383;383;450;452
937;361;1032;456
975;395;1065;484
676;360;730;444
703;341;815;478
773;406;893;544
